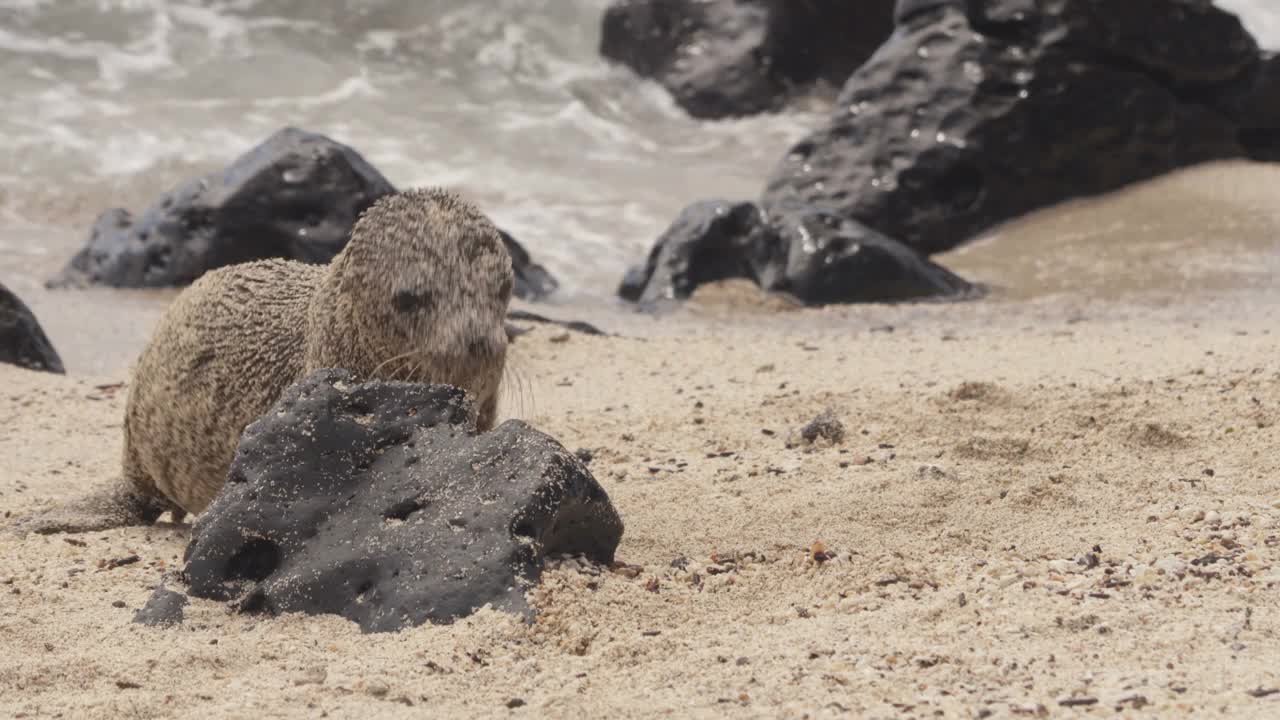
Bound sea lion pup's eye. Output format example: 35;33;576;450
392;289;433;314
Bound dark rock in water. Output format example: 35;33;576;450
182;369;623;633
618;200;764;304
0;282;65;374
763;0;1268;257
132;587;188;627
498;230;559;301
602;0;776;119
600;0;894;119
755;203;976;305
46;128;561;301
505;309;605;337
49;127;394;289
618;199;973;306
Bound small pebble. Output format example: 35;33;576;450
294;667;327;686
364;680;390;697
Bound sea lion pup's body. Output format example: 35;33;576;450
24;188;514;534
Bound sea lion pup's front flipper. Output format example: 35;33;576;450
15;476;180;536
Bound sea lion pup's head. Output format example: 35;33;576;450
305;187;514;429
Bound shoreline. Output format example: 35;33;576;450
5;158;1280;377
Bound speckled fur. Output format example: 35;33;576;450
22;188;513;533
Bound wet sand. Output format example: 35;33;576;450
940;161;1280;302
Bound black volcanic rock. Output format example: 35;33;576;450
182;369;623;633
0;282;64;374
762;0;1269;257
755;203;976;304
600;0;895;119
50;128;395;289
499;230;559;301
618;200;764;304
132;586;188;628
505;310;605;338
618;199;974;305
48;128;561;301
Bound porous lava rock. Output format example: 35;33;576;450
618;200;763;304
181;369;623;633
0;282;64;373
762;0;1277;257
49;128;560;301
619;0;1279;306
132;586;188;628
50;128;394;289
499;229;559;301
618;200;974;306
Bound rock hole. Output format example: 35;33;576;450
788;140;816;160
511;518;535;540
353;579;375;605
143;245;171;276
384;497;427;522
237;587;269;614
225;539;281;582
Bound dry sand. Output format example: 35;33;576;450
1;291;1278;719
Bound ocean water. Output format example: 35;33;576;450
0;0;1277;373
0;0;821;296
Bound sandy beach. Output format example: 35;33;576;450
2;0;1280;716
2;290;1277;719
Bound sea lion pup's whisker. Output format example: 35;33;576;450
409;358;428;385
498;361;516;417
501;357;535;421
513;364;532;421
371;350;420;379
388;357;409;383
520;363;537;420
399;355;422;383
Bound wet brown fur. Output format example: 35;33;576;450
21;188;513;533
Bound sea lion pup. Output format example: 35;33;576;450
22;187;514;534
